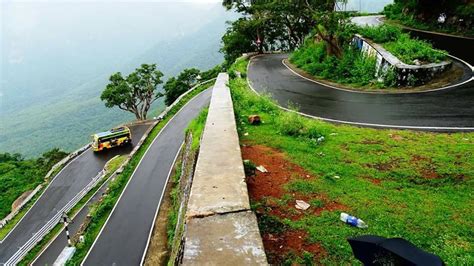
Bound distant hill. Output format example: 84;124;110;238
0;2;238;157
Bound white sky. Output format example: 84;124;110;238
1;0;222;2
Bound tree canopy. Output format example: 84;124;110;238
101;64;164;120
163;68;201;106
221;0;352;63
0;149;68;218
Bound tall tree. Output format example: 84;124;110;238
101;64;163;120
305;0;353;58
163;68;201;105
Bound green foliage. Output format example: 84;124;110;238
357;24;402;43
66;81;213;265
0;149;68;219
383;34;447;64
228;58;474;264
163;68;201;106
200;65;223;81
221;18;259;65
186;108;209;151
290;41;377;86
383;0;474;37
243;159;257;176
101;64;164;120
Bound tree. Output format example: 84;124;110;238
163;68;201;105
101;64;164;120
304;0;354;58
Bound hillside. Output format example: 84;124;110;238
0;2;237;157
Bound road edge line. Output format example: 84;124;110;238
81;88;212;265
247;58;474;131
281;58;473;95
0;148;90;244
30;165;120;265
139;141;185;266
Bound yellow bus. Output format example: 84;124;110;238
92;126;132;152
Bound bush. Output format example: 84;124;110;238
290;42;377;87
357;24;402;43
384;34;447;63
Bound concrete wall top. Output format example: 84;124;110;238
187;73;250;217
182;73;267;265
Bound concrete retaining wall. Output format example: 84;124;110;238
182;73;267;265
353;34;452;85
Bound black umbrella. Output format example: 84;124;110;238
348;235;444;266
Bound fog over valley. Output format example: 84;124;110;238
1;1;238;157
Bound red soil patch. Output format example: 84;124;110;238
411;155;441;179
262;230;327;264
363;176;382;185
242;145;312;201
241;144;349;263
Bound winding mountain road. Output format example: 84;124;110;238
248;54;474;131
82;88;212;265
0;123;151;264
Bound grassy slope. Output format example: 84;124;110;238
231;58;474;264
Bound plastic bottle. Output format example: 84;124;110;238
340;213;368;228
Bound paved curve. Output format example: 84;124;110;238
83;88;212;266
248;54;474;130
0;124;150;263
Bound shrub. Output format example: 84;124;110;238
357;24;402;43
277;111;305;137
384;34;447;63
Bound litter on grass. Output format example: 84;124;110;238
295;200;310;210
256;165;268;173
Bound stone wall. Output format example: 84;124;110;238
353;34;452;85
181;73;267;265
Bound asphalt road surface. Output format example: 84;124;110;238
0;123;150;264
33;171;113;265
248;54;474;130
83;88;212;266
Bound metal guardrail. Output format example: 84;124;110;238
4;78;218;265
4;171;105;265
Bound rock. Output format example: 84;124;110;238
11;190;33;211
248;115;261;125
295;200;310;210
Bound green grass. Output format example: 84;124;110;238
18;155;126;265
166;108;208;264
383;2;474;37
231;58;474;264
357;25;448;64
0;149;68;239
65;81;213;265
290;41;379;88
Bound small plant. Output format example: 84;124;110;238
310;199;325;208
407;73;418;86
257;214;287;234
243;159;257;176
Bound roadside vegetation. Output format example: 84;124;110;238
19;155;125;266
290;24;448;89
230;57;474;264
0;149;68;224
383;0;474;37
66;81;213;265
357;25;447;64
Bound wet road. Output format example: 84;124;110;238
0;123;151;264
83;88;212;266
248;54;474;130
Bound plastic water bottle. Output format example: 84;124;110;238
340;213;368;228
